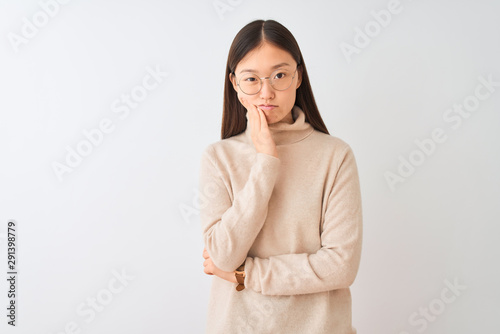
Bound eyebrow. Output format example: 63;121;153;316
239;62;291;74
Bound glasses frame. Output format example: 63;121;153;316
234;65;299;96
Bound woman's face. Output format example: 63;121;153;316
230;41;302;125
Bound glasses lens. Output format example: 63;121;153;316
270;68;294;91
238;68;295;95
239;73;261;95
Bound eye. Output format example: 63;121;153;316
242;74;259;83
274;72;287;80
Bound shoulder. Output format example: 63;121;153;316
201;132;250;165
308;129;354;155
306;129;359;172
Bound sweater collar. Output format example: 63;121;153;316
244;105;314;146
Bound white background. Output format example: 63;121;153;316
1;0;499;333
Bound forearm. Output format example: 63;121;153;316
244;237;362;296
215;268;238;284
243;145;363;296
201;148;281;271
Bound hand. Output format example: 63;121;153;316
202;247;238;283
202;248;214;275
240;98;279;159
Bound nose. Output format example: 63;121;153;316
259;78;275;100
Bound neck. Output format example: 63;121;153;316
276;110;295;124
244;105;314;146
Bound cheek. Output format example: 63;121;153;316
239;95;258;106
280;91;295;106
238;95;247;106
236;92;244;105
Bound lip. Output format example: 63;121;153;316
258;105;277;111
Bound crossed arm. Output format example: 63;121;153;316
199;144;363;296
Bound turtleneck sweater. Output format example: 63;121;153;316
199;105;363;334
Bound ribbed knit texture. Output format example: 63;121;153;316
199;105;363;334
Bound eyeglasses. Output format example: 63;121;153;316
233;65;299;95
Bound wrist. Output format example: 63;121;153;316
231;272;238;284
213;267;238;284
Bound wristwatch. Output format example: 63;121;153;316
234;261;246;291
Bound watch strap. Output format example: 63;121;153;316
235;261;246;291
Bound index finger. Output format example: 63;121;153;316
242;98;260;133
257;107;268;131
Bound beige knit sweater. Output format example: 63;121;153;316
199;105;363;334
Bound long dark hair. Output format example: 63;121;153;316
221;19;329;139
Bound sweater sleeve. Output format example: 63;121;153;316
199;144;281;272
243;145;363;296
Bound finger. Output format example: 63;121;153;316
203;265;213;275
241;98;254;128
257;107;268;131
247;102;258;134
251;104;260;132
203;260;215;275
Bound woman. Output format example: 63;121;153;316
199;19;363;333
